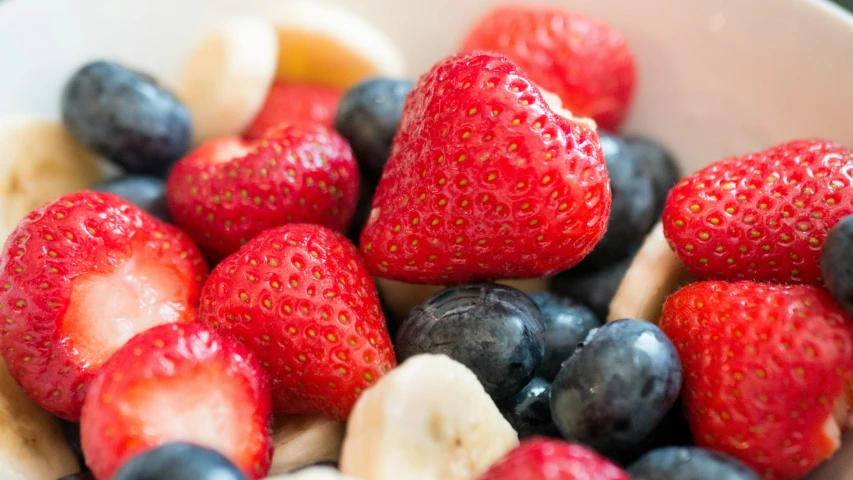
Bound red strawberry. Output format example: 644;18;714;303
460;5;636;131
0;191;207;420
166;123;360;261
660;281;853;479
199;223;395;419
359;52;610;284
80;322;273;479
478;437;630;480
662;139;853;286
244;82;343;140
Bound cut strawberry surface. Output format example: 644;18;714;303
81;322;273;480
0;191;207;420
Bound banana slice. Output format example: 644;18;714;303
0;357;80;479
268;415;345;476
267;466;357;480
607;222;693;324
269;0;405;89
0;116;102;244
340;354;518;480
176;17;279;143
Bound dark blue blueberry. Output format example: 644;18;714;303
610;397;694;466
112;442;245;480
628;447;759;480
395;282;545;402
622;135;681;217
500;377;559;439
92;176;169;222
62;61;192;176
334;78;413;180
580;133;656;268
288;460;339;473
58;473;95;480
528;292;602;381
548;251;636;319
821;214;853;317
59;419;86;471
550;319;682;456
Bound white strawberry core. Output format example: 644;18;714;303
537;87;598;131
125;364;255;458
63;240;189;369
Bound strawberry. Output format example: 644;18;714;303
460;5;636;131
359;52;610;284
199;223;395;419
166;123;360;261
660;281;853;479
244;82;343;140
0;191;207;420
478;437;630;480
80;322;273;480
662;139;853;286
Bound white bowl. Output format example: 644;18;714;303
1;0;853;478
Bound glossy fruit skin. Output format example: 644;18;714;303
662;139;853;286
166;124;360;261
582;132;656;267
335;77;414;180
821;214;853;316
527;292;601;381
360;52;610;284
80;323;273;480
0;191;207;420
551;319;682;457
548;251;636;319
500;377;559;439
461;6;636;131
62;61;191;176
395;282;545;402
610;397;694;466
93;175;170;222
199;224;396;420
628;447;759;480
477;437;630;480
660;281;853;479
112;443;247;480
623;135;681;217
244;82;343;140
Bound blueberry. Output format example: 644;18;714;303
396;282;545;402
548;252;636;319
62;61;192;176
527;292;601;381
821;214;853;316
58;473;95;480
112;442;245;480
500;377;559;438
92;176;169;222
581;133;656;268
550;319;682;457
609;397;694;466
628;447;759;480
59;419;86;471
288;460;339;473
623;135;681;216
335;78;413;180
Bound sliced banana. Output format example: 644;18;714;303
269;0;405;89
340;354;518;480
268;415;345;476
0;357;80;480
266;466;357;480
607;222;693;324
0;116;102;244
176;17;279;143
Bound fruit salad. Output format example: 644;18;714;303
1;1;851;480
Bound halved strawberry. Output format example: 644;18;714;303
166;124;360;261
244;82;343;140
0;191;207;420
80;322;273;480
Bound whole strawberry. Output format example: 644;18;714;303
359;52;610;284
660;281;853;479
0;191;207;420
663;139;853;285
81;323;273;480
167;123;360;261
199;223;395;419
461;5;636;131
478;437;630;480
244;82;343;140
